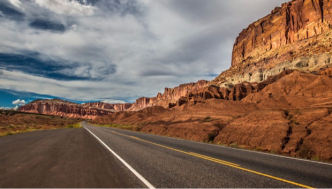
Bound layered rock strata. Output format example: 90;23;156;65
128;80;208;111
211;0;332;86
176;70;294;106
18;99;119;119
83;102;133;112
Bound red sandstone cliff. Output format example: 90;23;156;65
212;0;332;86
128;80;208;111
83;102;133;111
157;80;209;101
232;0;331;67
176;70;294;106
18;99;121;119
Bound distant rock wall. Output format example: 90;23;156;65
83;102;133;112
19;99;114;119
128;80;209;111
176;70;294;106
127;97;158;111
157;80;209;101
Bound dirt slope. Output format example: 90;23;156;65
94;72;332;161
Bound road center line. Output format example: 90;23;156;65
83;126;155;189
109;129;314;189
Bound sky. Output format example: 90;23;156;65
0;0;286;109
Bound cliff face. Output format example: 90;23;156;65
127;97;158;111
232;0;331;67
18;99;116;119
176;70;294;106
128;80;209;111
83;102;133;112
157;80;209;101
212;0;332;86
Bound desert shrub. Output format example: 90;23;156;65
311;156;320;161
67;123;81;129
230;142;238;148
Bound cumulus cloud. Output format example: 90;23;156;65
102;99;127;104
0;0;286;102
12;99;26;106
35;0;97;16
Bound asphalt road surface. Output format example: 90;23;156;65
1;122;331;188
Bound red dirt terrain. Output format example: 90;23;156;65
94;71;332;161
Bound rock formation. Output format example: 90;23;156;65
157;80;209;101
211;0;332;86
83;102;133;112
18;99;130;119
128;80;208;111
175;70;294;106
127;97;158;111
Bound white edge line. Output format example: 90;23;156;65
83;125;155;189
101;125;332;167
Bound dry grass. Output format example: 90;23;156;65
0;110;82;137
91;123;134;130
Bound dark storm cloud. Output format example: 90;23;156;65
29;19;66;32
0;1;24;21
0;53;90;80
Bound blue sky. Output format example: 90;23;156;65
0;0;286;109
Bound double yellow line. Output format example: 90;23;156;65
106;129;313;188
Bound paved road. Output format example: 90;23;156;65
1;122;331;188
82;122;332;188
0;127;144;188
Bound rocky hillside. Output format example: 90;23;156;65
128;80;208;111
95;72;332;161
83;102;133;111
18;99;129;119
212;0;332;86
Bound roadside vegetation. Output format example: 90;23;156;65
91;123;134;130
0;110;82;137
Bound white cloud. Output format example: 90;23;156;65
0;11;4;17
0;0;287;102
12;99;26;106
102;100;127;104
8;0;22;9
34;0;97;16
